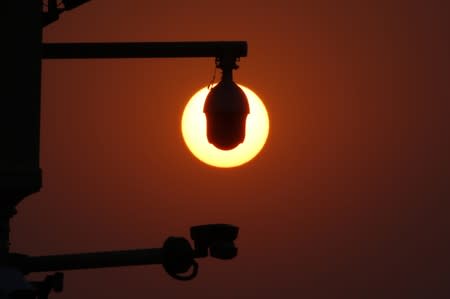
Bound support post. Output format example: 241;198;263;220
1;0;43;262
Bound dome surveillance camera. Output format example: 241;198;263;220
203;61;249;150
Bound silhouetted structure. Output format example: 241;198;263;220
1;1;246;298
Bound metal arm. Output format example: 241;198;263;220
20;248;164;273
42;41;248;59
9;223;239;277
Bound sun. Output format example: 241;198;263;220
181;84;269;168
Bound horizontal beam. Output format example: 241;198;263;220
21;248;163;272
42;41;248;59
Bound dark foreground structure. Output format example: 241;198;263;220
2;1;247;298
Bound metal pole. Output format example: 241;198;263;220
2;0;43;194
42;41;248;59
22;248;163;273
0;211;11;257
1;0;42;258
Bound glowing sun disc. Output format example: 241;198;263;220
182;84;269;168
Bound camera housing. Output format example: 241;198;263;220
203;81;249;150
190;224;239;260
203;55;249;151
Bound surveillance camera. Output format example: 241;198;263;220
203;81;249;150
190;224;239;260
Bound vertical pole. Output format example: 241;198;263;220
0;208;15;258
1;1;43;256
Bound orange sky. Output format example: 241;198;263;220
11;1;450;298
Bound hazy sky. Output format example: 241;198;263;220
11;1;450;298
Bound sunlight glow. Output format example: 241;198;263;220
182;84;269;168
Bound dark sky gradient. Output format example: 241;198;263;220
11;1;450;298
